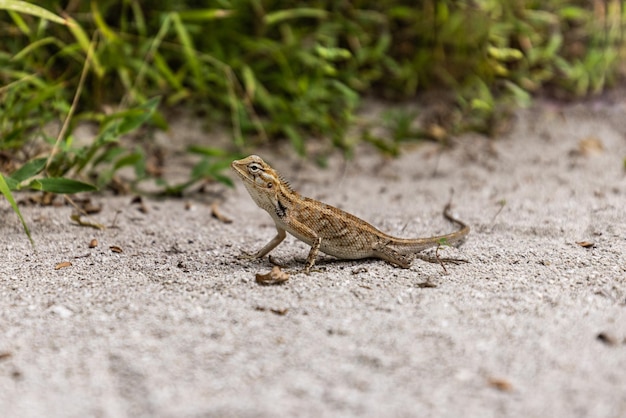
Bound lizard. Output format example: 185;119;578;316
231;155;469;274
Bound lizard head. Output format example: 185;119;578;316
232;155;292;215
231;155;279;189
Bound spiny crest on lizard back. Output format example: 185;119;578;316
257;158;294;194
277;173;294;193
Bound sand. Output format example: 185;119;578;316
1;99;625;417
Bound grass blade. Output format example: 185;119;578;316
28;178;97;194
177;9;234;21
9;157;47;183
264;8;328;26
0;172;34;246
171;12;206;91
0;0;68;26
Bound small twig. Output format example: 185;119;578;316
447;187;456;207
46;31;98;173
435;243;448;274
63;195;87;216
66;195;106;230
109;209;122;229
211;202;232;224
431;146;443;177
491;199;506;224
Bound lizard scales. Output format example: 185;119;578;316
232;155;469;273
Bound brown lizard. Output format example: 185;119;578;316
232;155;469;273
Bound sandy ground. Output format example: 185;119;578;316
1;100;626;418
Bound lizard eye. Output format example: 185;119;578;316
248;163;262;173
267;182;273;188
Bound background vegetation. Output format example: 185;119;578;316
1;0;625;240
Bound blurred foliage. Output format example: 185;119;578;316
1;0;625;185
2;0;625;242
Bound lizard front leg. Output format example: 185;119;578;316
240;225;286;259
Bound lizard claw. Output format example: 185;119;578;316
236;250;259;260
414;253;468;265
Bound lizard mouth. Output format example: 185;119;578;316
231;160;253;183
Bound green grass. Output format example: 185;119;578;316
1;0;625;242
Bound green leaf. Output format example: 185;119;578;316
211;173;234;187
187;145;230;157
11;37;61;62
65;16;104;77
177;9;235;21
487;46;523;62
9;157;47;183
241;65;257;99
503;81;531;107
91;2;119;43
283;125;305;156
117;97;160;135
7;9;30;35
0;172;33;246
28;178;97;194
2;176;18;190
170;12;205;91
153;52;183;90
264;8;328;26
558;6;588;21
470;98;493;112
0;0;68;25
314;45;352;61
113;152;143;170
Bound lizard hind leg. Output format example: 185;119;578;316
413;253;468;265
372;240;414;269
303;236;322;274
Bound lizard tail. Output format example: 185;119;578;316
442;202;470;247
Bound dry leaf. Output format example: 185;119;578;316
578;136;604;156
110;246;123;253
255;306;289;315
576;241;595;248
109;176;130;195
21;193;61;206
55;261;72;270
211;202;232;224
596;332;618;346
270;308;289;316
130;195;148;213
70;213;105;230
76;198;102;214
89;239;98;248
255;266;289;285
427;124;447;141
137;202;149;213
488;377;513;392
417;281;438;288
